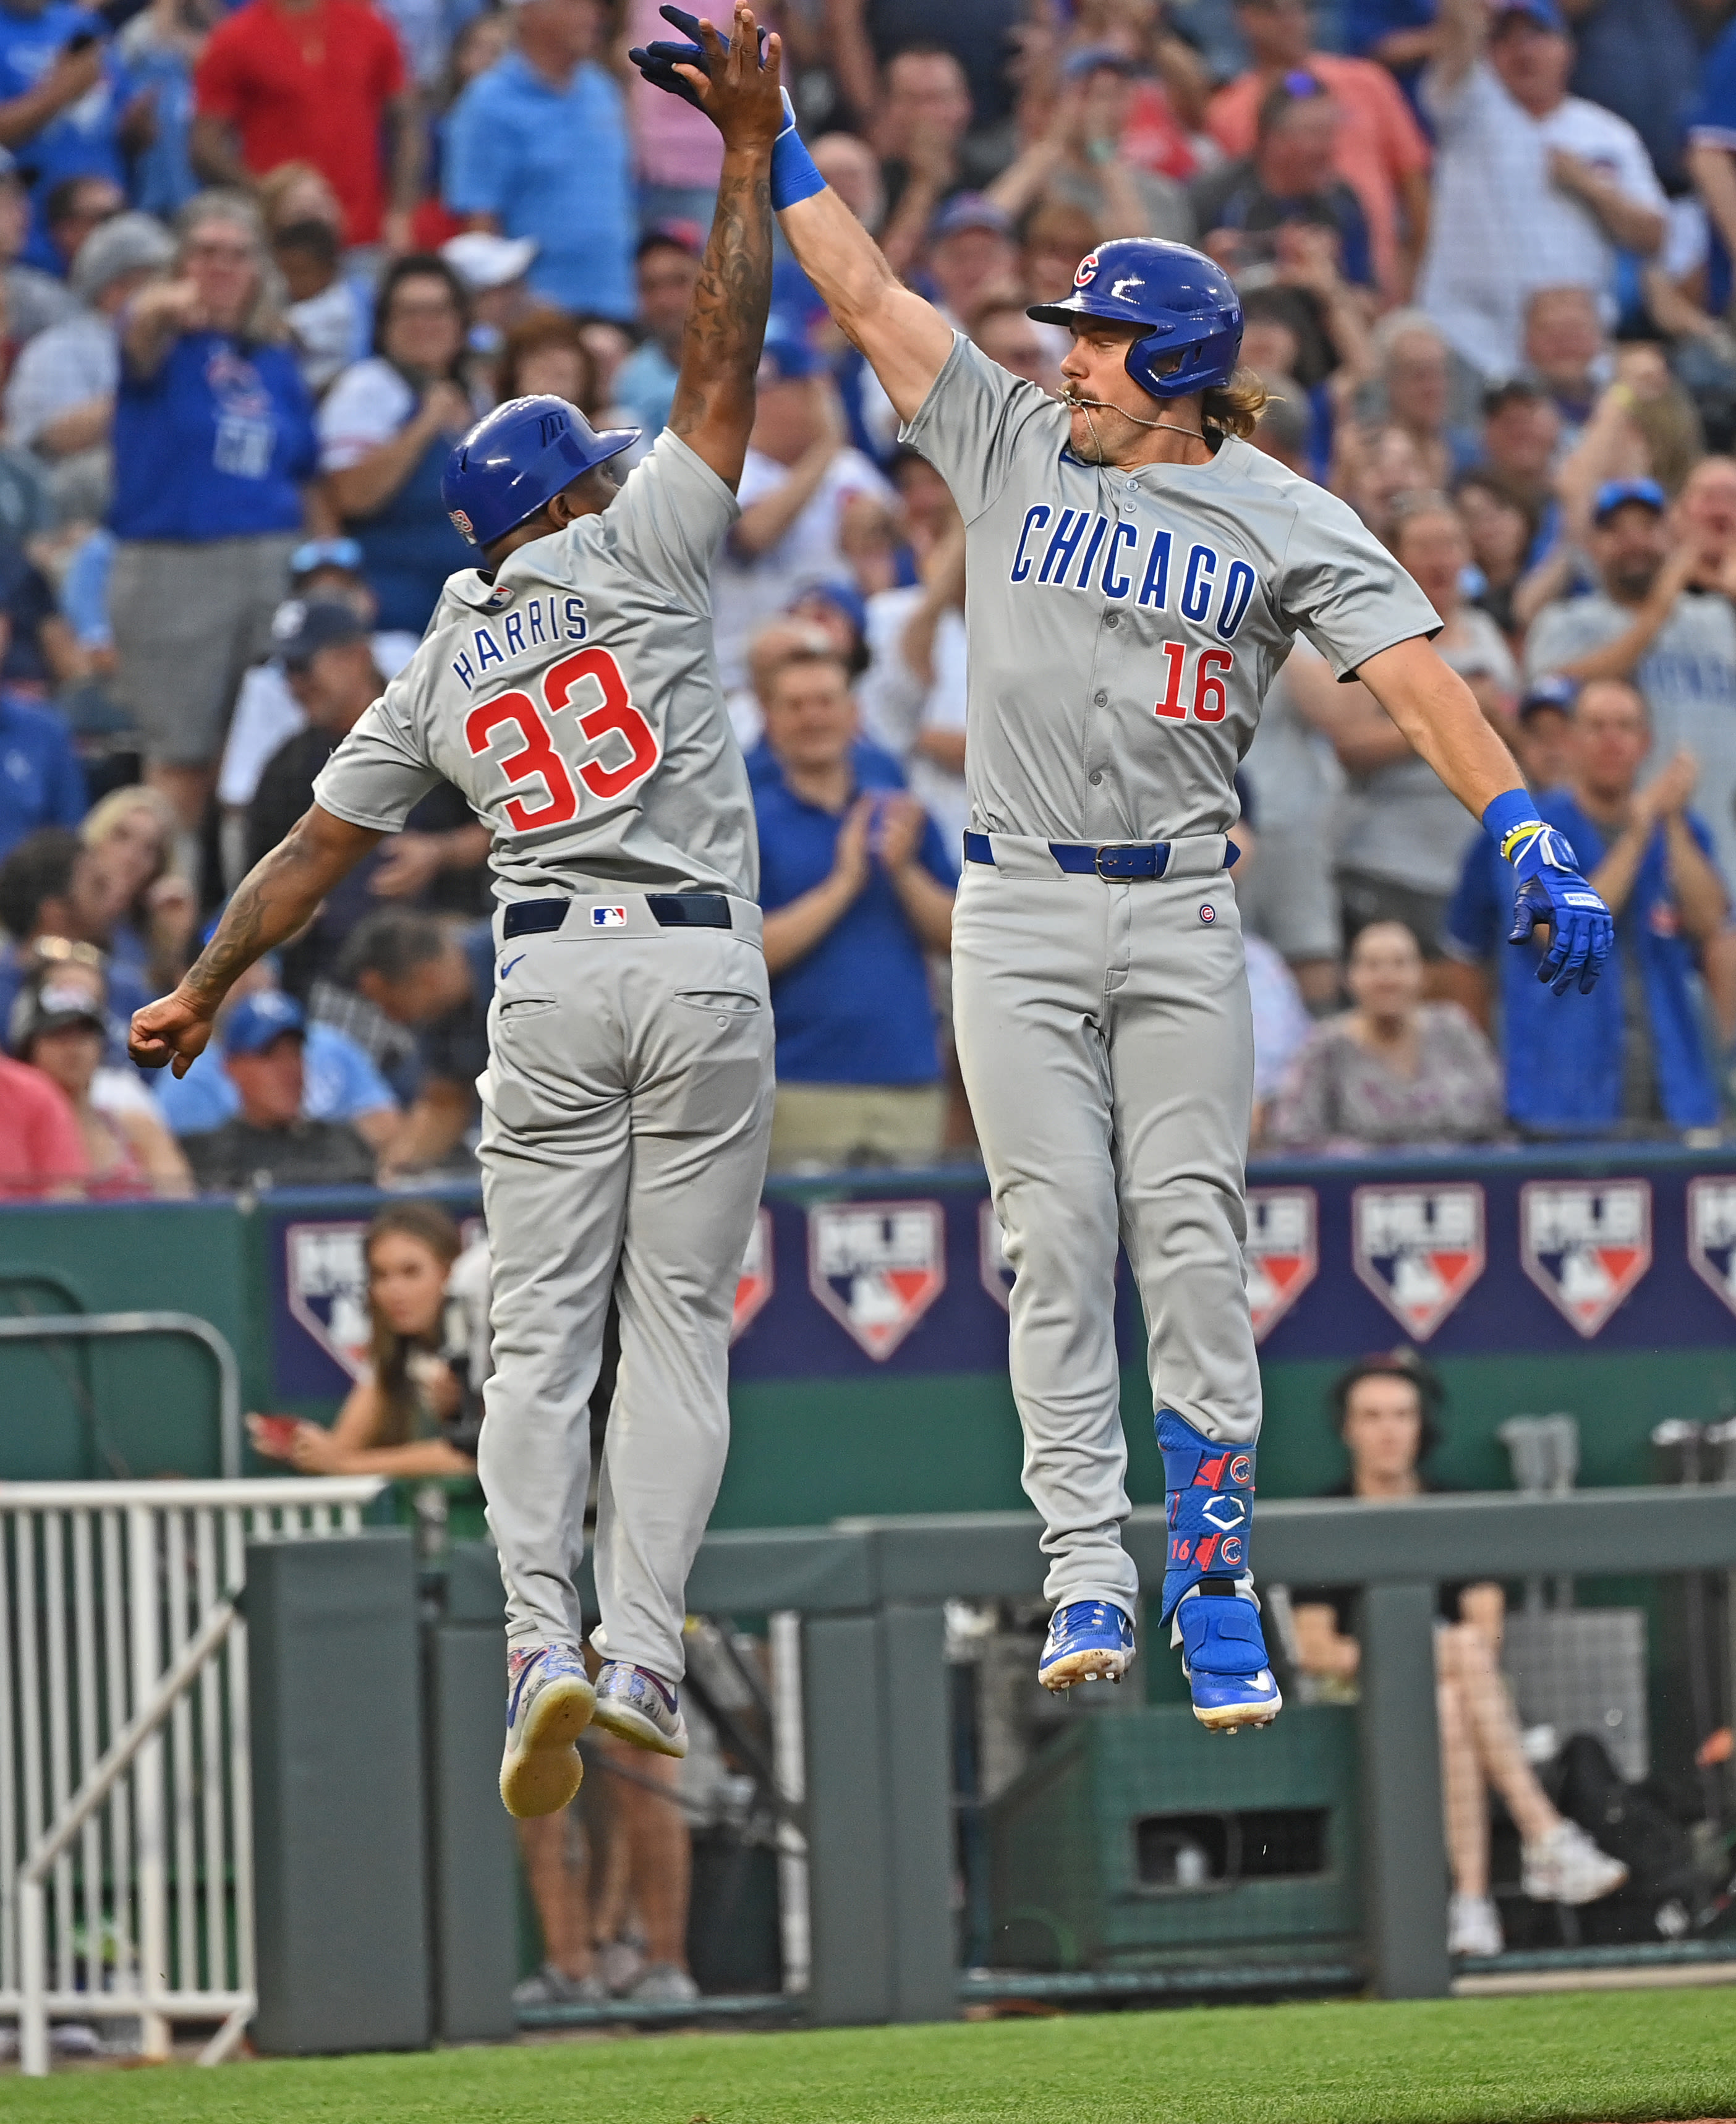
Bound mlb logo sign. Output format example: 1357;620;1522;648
285;1221;372;1380
731;1208;774;1344
591;906;628;928
1688;1177;1736;1317
808;1200;946;1361
1521;1179;1651;1337
1353;1184;1485;1340
979;1200;1015;1312
1245;1187;1317;1343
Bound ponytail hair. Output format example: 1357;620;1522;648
1203;365;1272;443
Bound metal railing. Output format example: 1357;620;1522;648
0;1314;245;1479
0;1479;385;2072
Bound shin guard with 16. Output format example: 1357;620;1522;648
1157;1410;1254;1623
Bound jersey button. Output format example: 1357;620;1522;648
1094;689;1108;706
1089;770;1104;785
1105;613;1120;629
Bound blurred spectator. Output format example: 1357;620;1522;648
1238;643;1345;1010
1296;496;1514;957
0;662;83;856
968;294;1062;393
858;517;968;852
1289;1356;1627;1960
1568;0;1703;197
1193;74;1376;293
1512;674;1577;792
0;150;73;344
1525;475;1736;885
0;1042;85;1195
754;645;955;1171
1246;921;1313;1142
0;3;133;277
6;210;176;525
494;307;598;412
1474;377;1561;553
332;907;492;1175
1454;467;1543;640
1417;0;1666;383
0;825;146;1042
1020;197;1101;308
40;174;123;278
1369;311;1480;487
192;0;418;252
108;192;319;851
9;962;192;1194
319;252;477;634
626;0;720;232
1337;422;1429;545
441;228;538;388
833;10;1020;148
79;783;195;990
1521;284;1607;443
276;219;367;394
1445;677;1726;1141
247;600;488;993
182;988;377;1190
1209;0;1432;300
119;0;215;223
443;0;633;323
250;1201;481;1473
155;949;398;1145
987;54;1192;246
726;612;831;755
612;227;701;441
1344;0;1439;103
920;192;1019;329
1269;920;1505;1152
859;43;992;279
713;329;892;692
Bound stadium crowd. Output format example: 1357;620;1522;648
4;0;1736;1190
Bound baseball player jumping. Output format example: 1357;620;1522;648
637;16;1614;1730
131;6;786;1814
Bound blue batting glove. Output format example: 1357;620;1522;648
627;6;768;108
1485;792;1614;997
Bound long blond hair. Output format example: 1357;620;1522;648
1203;366;1272;443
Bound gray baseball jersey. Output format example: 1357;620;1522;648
313;430;757;901
901;334;1441;843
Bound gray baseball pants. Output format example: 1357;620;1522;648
474;895;773;1681
951;834;1262;1618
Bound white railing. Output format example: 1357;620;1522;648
0;1479;386;2073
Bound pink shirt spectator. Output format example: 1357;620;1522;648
628;0;723;190
0;1055;89;1198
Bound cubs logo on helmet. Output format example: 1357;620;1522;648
1073;250;1099;288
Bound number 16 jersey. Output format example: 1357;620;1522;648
312;430;757;904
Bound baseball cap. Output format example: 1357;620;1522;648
276;598;370;671
636;221;704;261
789;576;868;639
1592;477;1667;525
441;231;538;293
290;537;365;580
1519;674;1578;720
759;325;820;384
931;192;1014;242
1490;0;1567;31
223;991;305;1058
8;977;105;1057
70;210;175;304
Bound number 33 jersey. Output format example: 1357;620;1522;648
903;335;1444;845
312;431;757;903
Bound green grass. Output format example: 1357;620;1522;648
8;1990;1736;2123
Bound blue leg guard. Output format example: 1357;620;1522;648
1157;1410;1256;1624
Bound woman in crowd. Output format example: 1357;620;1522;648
1269;920;1505;1152
249;1201;480;1477
495;308;600;415
9;962;191;1197
80;784;196;993
1290;1356;1628;1958
318;254;480;635
107;189;321;855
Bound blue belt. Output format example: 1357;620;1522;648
963;833;1171;879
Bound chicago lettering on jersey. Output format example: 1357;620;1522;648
1006;504;1256;644
450;594;589;692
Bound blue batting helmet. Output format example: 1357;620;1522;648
1029;237;1243;401
442;395;640;551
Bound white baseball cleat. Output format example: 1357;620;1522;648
500;1644;594;1818
590;1660;689;1757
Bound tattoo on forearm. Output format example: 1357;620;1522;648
182;823;326;1006
670;160;773;440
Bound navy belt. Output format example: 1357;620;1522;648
963;832;1171;880
501;893;732;938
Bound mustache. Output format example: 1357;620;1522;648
1058;384;1167;430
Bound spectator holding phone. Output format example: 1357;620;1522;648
754;644;955;1171
0;9;138;273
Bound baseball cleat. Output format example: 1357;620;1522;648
1520;1819;1628;1905
500;1644;595;1817
1038;1600;1135;1691
1175;1588;1282;1731
590;1660;689;1757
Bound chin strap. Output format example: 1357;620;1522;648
1157;1409;1256;1623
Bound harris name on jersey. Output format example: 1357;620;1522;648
449;592;592;692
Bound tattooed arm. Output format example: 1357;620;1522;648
663;5;783;493
129;805;382;1075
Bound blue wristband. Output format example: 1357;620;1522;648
771;103;825;211
1483;786;1541;859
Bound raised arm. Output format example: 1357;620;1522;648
128;805;383;1074
660;4;783;491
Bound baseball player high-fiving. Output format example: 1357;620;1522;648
638;16;1615;1730
131;5;786;1814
